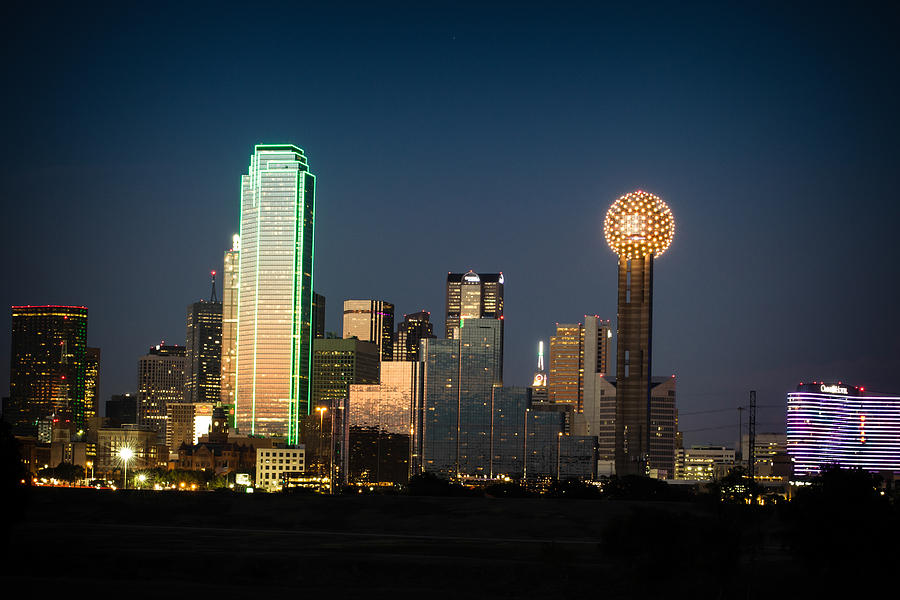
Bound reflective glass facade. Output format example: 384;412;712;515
348;361;421;483
421;319;502;477
220;244;239;405
236;145;316;443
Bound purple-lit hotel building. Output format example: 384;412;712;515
787;382;900;476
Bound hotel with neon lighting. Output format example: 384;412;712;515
786;382;900;476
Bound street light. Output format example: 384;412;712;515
118;447;134;489
557;432;562;481
316;406;327;475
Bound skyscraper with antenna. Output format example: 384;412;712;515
185;270;223;405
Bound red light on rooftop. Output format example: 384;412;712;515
211;270;216;276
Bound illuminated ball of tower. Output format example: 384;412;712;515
604;190;675;259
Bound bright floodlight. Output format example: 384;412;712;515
604;190;675;260
118;447;134;461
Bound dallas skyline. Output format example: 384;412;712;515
2;3;899;447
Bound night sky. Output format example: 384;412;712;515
3;2;899;446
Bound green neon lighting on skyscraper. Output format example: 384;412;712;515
235;144;316;443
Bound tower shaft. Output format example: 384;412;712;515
614;255;653;476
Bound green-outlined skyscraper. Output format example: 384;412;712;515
235;144;316;443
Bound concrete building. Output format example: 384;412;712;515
137;344;187;441
584;375;678;478
255;446;306;492
96;425;168;477
604;191;675;476
675;446;736;481
166;402;196;454
743;432;790;479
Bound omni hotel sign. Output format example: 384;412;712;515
820;384;849;395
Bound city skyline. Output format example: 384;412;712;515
3;3;900;448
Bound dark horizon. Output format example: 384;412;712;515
3;2;900;446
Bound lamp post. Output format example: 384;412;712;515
557;432;562;481
118;447;134;489
316;406;327;475
523;409;530;482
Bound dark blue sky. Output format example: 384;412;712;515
3;1;899;445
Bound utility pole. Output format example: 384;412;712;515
748;390;757;490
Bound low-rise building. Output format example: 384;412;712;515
675;446;736;481
256;446;306;492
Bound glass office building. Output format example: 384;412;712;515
348;361;422;484
420;318;502;477
235;144;316;443
220;238;239;406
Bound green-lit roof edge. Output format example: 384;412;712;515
255;143;305;154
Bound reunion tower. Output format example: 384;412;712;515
604;190;675;476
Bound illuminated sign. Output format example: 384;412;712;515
532;373;547;387
820;384;848;395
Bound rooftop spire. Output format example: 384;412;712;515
210;270;218;303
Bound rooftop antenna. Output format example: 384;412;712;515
537;341;545;371
210;270;218;303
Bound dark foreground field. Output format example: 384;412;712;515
1;487;806;599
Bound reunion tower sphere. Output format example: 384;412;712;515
604;190;675;260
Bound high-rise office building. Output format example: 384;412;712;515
420;318;502;477
166;402;196;453
137;344;187;440
348;361;422;484
604;190;674;476
549;324;583;409
185;277;222;405
106;393;137;427
445;271;504;379
549;317;611;413
8;305;88;436
312;292;326;339
220;236;239;406
236;144;316;443
589;376;678;478
311;338;380;411
343;300;394;361
84;347;100;432
394;310;435;361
